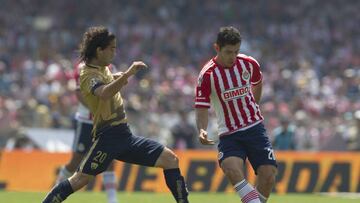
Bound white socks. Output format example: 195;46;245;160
102;171;118;203
56;166;72;185
234;179;261;203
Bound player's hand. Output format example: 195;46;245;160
199;129;215;145
127;61;148;76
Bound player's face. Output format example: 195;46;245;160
216;43;240;67
98;39;116;66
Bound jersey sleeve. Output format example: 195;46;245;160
194;71;211;108
81;71;105;96
249;57;262;85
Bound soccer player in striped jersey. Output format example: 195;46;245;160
55;62;118;203
195;26;277;203
42;26;189;203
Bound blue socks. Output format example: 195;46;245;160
42;180;74;203
163;168;189;203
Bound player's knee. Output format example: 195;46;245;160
257;166;277;187
155;147;179;169
163;149;179;168
221;164;243;180
262;173;275;189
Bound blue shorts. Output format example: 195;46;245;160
78;123;164;176
72;121;93;154
217;122;277;174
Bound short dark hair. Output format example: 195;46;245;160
216;26;241;49
79;26;115;62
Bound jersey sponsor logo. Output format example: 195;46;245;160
222;86;250;101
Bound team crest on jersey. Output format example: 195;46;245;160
91;162;99;170
218;152;224;160
89;77;101;89
242;69;250;81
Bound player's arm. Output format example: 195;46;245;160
251;81;263;104
195;70;214;145
94;61;147;100
195;108;214;145
249;57;263;104
112;72;123;80
196;108;208;132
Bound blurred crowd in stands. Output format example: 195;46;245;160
0;0;359;151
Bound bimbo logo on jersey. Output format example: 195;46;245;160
222;85;250;101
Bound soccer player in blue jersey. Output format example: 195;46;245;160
42;26;189;203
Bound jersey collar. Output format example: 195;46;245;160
86;63;104;69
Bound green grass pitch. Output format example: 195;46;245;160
1;191;359;203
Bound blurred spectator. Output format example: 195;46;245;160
4;132;39;151
272;117;296;150
0;96;20;148
171;110;197;149
345;111;360;151
0;0;359;150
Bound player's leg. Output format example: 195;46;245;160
56;152;84;184
220;157;260;203
43;171;95;203
220;156;245;184
114;124;189;203
255;165;277;203
69;121;118;203
102;162;118;203
43;136;114;203
154;147;189;203
245;123;277;203
218;133;261;203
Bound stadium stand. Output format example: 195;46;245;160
0;0;359;151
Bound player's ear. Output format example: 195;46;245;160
96;47;102;56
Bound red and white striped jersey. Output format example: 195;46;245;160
195;54;264;136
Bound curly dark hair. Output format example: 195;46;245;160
79;26;115;62
216;26;242;49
